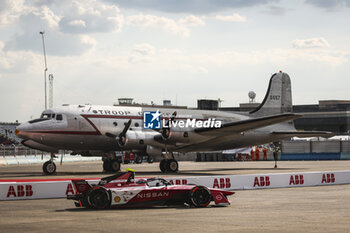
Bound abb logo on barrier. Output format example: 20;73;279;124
66;183;75;195
7;185;33;198
253;176;270;187
213;178;231;189
289;175;304;185
168;179;188;185
321;173;335;184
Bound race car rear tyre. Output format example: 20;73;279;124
43;161;56;175
167;159;178;173
189;186;212;208
160;159;168;173
87;187;110;209
110;159;121;172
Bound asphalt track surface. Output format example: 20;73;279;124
1;161;350;232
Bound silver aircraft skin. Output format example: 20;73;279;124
16;72;331;174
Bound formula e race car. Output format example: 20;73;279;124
67;170;234;209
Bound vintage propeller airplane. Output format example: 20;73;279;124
16;71;331;175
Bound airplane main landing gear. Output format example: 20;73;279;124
159;159;179;173
103;158;121;173
42;153;56;175
159;150;179;173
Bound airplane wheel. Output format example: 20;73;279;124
87;187;110;209
43;161;56;175
167;159;178;173
147;156;154;163
159;159;168;173
103;160;111;172
110;159;121;172
189;186;212;208
135;156;142;164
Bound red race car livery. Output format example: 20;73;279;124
67;170;234;209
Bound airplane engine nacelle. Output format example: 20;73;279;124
146;145;162;157
162;130;190;143
117;131;140;148
118;131;159;149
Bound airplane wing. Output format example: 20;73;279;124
194;113;302;136
271;131;334;138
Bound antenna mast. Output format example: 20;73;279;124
48;74;54;108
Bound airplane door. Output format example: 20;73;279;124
79;117;93;130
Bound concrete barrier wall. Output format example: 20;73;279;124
342;141;350;152
1;170;349;201
282;140;350;154
341;152;350;160
281;153;341;160
0;155;101;166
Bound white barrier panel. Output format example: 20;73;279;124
0;155;101;166
167;171;350;190
1;170;350;201
0;178;100;201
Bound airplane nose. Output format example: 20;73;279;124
15;123;27;139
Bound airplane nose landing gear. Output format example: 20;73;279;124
42;153;57;175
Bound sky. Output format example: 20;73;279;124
0;0;350;122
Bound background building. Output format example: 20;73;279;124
219;100;350;134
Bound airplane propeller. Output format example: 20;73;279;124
105;118;132;147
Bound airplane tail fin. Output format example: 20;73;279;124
250;71;292;117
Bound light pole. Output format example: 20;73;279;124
40;31;48;110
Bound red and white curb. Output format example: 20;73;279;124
1;170;350;200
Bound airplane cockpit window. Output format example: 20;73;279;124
56;114;63;121
41;113;52;119
28;112;61;124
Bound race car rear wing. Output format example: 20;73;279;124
70;170;136;195
71;180;92;194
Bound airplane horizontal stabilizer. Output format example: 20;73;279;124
195;113;302;136
272;131;334;138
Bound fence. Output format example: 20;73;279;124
0;145;50;157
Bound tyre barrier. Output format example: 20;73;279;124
1;170;350;201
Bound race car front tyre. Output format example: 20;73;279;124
189;186;212;208
87;187;110;209
43;161;56;175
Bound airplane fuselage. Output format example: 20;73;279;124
16;104;294;157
